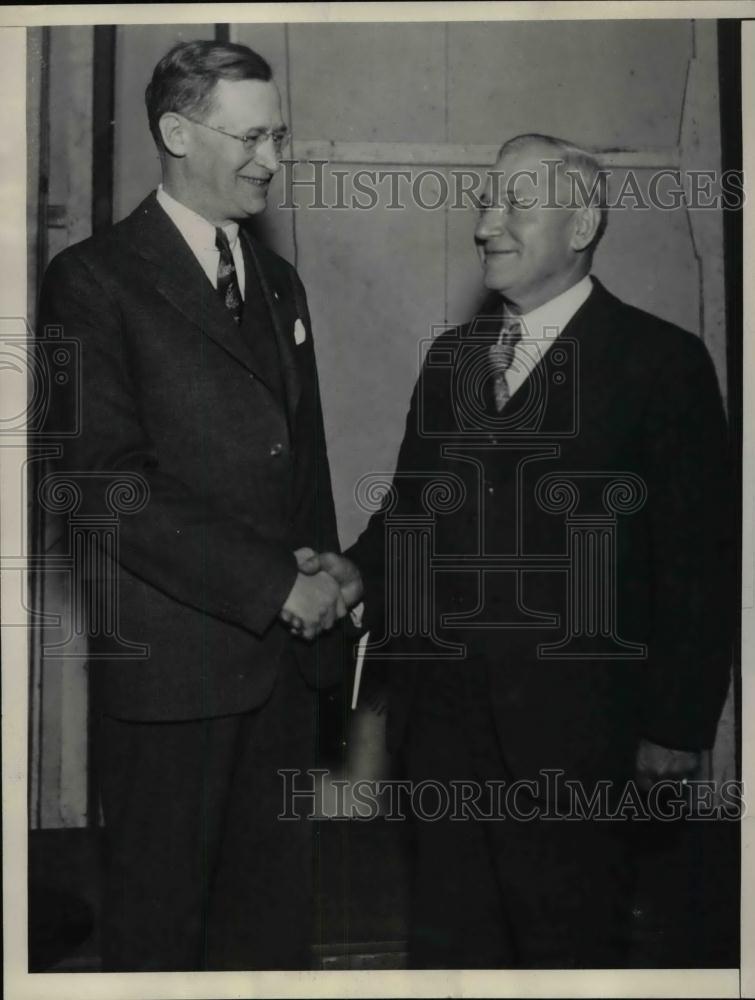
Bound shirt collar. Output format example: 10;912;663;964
505;275;593;342
156;184;240;251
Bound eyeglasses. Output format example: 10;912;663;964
183;115;290;155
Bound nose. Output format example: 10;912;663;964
254;135;282;173
475;205;507;243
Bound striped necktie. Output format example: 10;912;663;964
489;318;522;411
215;227;243;324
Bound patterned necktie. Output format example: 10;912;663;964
215;227;243;324
489;318;522;412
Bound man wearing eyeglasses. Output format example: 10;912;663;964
38;40;359;971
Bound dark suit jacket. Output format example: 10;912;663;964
348;278;736;784
38;192;341;721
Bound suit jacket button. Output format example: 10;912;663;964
269;442;283;457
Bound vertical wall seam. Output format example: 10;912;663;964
678;20;706;344
691;20;706;345
676;20;695;149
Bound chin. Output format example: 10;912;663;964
235;187;269;215
482;257;510;282
482;272;508;293
242;196;268;216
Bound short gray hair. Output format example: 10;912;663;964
498;133;608;253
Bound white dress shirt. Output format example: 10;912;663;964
501;274;593;400
156;184;246;298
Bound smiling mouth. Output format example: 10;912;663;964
485;249;517;258
240;177;270;187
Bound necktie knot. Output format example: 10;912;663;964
215;226;232;254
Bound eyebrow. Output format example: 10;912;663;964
478;188;517;209
243;124;288;133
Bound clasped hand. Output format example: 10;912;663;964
279;548;363;640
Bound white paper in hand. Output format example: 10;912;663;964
351;631;370;710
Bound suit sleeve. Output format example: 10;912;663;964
640;334;736;750
287;267;340;555
39;248;297;638
346;363;433;636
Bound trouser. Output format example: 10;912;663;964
403;664;634;969
95;654;318;971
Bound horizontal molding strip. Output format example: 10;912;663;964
289;141;681;170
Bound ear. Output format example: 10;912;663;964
571;206;601;252
158;112;189;158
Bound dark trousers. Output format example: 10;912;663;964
403;665;634;969
95;654;317;971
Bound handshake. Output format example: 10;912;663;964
279;548;364;640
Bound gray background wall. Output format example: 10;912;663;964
28;19;733;827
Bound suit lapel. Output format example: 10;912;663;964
127;193;266;384
491;280;611;439
449;281;615;488
241;231;302;425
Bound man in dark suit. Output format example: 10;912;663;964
314;134;735;967
38;40;359;971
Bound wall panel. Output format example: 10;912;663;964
595;168;702;334
294;168;446;547
447;20;692;148
113;23;214;222
288;23;447;143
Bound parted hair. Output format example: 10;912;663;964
145;40;272;151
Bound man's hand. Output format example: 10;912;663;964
280;559;346;639
294;546;321;574
298;550;364;609
635;738;701;793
